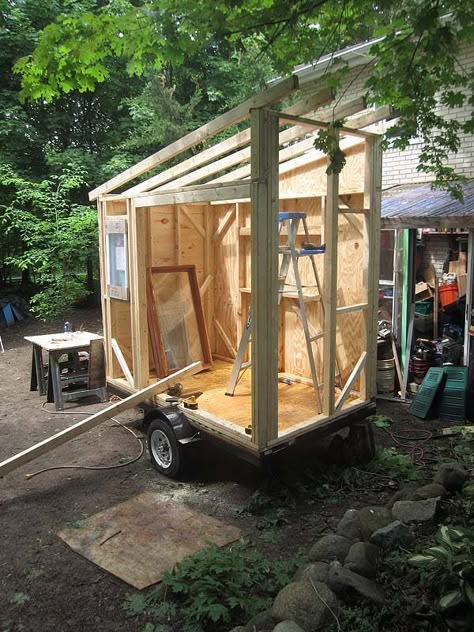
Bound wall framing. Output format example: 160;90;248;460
93;72;383;454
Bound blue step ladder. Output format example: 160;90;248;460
226;212;330;413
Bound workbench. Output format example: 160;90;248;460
25;332;106;411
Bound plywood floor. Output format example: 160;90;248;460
172;360;323;430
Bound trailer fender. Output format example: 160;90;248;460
143;407;198;443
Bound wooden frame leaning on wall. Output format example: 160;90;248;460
146;265;212;379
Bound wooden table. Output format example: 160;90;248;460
25;332;105;411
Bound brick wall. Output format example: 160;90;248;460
302;42;474;190
420;235;451;276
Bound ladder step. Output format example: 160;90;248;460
278;212;306;221
310;332;324;342
279;247;325;256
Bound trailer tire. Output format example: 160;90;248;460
147;419;182;478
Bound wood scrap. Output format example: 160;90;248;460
0;361;202;478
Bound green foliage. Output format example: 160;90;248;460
124;541;300;630
0;163;98;318
450;433;474;469
9;592;30;606
162;541;299;626
14;0;474;196
313;121;346;175
367;414;393;430
409;525;474;611
366;447;422;481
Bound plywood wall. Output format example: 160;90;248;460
101;143;368;394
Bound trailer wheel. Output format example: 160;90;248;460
147;419;182;478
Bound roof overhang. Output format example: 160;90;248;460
381;181;474;229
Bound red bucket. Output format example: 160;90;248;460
439;282;458;307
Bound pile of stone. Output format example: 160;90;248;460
230;462;470;632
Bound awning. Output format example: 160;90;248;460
381;180;474;229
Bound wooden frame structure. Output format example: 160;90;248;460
146;264;212;377
92;70;384;455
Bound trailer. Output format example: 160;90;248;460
90;72;385;477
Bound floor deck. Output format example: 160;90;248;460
160;360;349;431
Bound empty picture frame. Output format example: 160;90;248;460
147;265;212;378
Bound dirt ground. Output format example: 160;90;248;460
0;306;449;632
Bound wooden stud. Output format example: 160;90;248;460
204;205;214;351
111;338;134;386
214;319;237;358
128;201;149;388
175;206;182;264
134;183;251;208
278;112;377;138
336;302;369;315
250;107;279;447
199;275;213;298
98;200;113;376
212;207;236;242
180;206;206;238
335;352;367;410
322;168;339;416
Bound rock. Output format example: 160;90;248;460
386;485;418;509
272;580;339;631
392;497;440;523
307;534;353;563
370;520;414;549
344;542;379;578
336;509;362;541
273;622;306;632
328;561;385;604
358;506;393;539
294;562;329;584
245;609;280;631
413;483;448;501
434;463;468;492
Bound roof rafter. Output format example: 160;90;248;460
89;75;299;200
126;87;335;195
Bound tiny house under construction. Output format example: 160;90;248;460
90;72;385;471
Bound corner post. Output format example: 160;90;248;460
361;137;382;400
322;169;339;416
97;199;113;376
250;107;279;446
128;199;149;388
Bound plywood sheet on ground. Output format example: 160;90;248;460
59;492;241;589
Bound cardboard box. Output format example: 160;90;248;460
449;253;467;275
415;282;434;300
457;272;467;297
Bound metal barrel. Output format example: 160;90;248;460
376;357;395;394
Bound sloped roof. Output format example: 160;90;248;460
381;180;474;228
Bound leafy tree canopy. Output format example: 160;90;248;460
13;0;474;196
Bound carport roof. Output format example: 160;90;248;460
381;180;474;229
